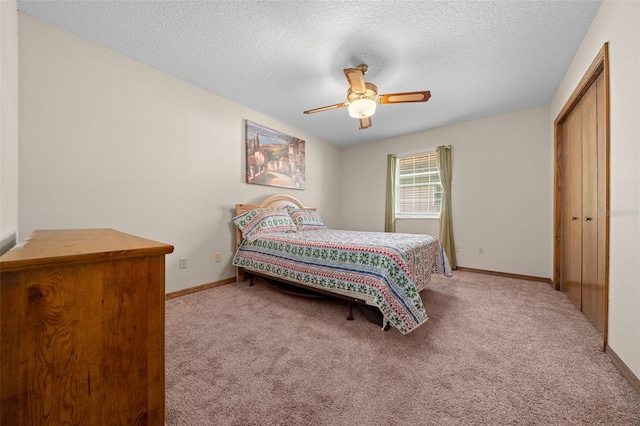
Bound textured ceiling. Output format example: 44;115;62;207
17;0;602;147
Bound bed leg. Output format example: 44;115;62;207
249;275;255;286
382;317;391;331
347;302;355;321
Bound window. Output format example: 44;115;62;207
395;152;442;217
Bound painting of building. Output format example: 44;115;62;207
245;120;305;190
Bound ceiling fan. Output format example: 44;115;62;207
303;64;431;130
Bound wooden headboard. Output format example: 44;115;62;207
234;194;316;281
235;194;309;217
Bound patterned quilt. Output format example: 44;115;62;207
232;229;451;334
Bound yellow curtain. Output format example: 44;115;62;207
384;154;396;232
437;145;457;269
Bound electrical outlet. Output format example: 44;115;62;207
215;253;222;263
477;247;484;255
455;245;460;252
179;258;188;269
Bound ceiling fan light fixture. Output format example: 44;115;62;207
303;65;430;130
348;98;377;118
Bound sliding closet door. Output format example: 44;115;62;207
581;75;605;334
561;103;583;310
554;43;609;347
559;74;606;335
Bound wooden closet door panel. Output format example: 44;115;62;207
554;43;608;347
581;76;605;334
561;103;583;310
596;74;608;337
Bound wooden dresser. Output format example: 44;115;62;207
0;229;174;425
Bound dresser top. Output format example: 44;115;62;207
0;228;174;272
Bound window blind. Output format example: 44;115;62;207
396;152;442;216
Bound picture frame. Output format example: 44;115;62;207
245;120;305;190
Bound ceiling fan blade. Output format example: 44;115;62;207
378;91;431;104
344;68;367;93
359;117;372;130
303;102;348;114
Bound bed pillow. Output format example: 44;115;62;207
279;205;300;214
289;209;327;231
233;208;297;242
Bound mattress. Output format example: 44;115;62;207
233;229;451;334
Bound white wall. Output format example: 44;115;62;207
550;0;640;380
0;0;19;254
18;14;342;293
342;106;551;278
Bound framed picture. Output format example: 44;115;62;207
245;120;305;190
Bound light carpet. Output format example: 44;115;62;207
165;271;640;425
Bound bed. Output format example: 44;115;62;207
232;194;451;334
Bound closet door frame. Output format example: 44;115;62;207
553;43;610;348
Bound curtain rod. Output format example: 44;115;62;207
394;144;451;157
